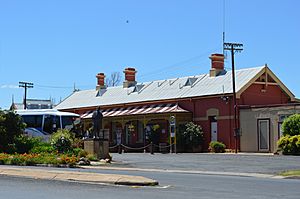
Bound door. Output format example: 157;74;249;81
211;122;218;142
258;119;270;151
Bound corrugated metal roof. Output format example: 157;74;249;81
56;66;265;110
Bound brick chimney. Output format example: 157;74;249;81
123;67;137;88
209;53;225;77
96;72;106;90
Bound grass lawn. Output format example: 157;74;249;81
279;170;300;176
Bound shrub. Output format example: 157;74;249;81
282;114;300;136
6;144;17;154
177;122;204;151
72;138;84;148
72;147;87;157
30;143;55;154
209;141;226;153
87;154;98;161
57;154;78;167
278;135;300;155
182;122;204;147
14;135;41;154
0;110;26;153
0;152;80;166
51;129;75;153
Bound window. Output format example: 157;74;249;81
62;116;76;129
22;115;43;128
184;77;198;87
43;115;61;134
278;114;291;138
133;84;144;93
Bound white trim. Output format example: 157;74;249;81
258;119;270;152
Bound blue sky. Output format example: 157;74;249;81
0;0;299;109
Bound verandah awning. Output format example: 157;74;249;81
81;103;189;119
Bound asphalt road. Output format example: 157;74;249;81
1;153;300;199
110;153;300;174
1;169;299;199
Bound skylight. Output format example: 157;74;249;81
96;89;107;97
184;77;198;87
133;84;144;93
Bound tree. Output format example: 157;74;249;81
106;72;122;87
177;122;204;152
282;114;300;136
183;122;204;147
0;110;26;153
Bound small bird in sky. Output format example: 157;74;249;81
126;20;129;23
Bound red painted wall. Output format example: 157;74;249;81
66;81;291;151
177;83;291;151
240;84;290;105
178;97;235;150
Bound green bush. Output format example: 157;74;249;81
10;156;24;165
209;141;226;153
87;154;98;161
0;110;26;153
278;135;300;155
0;153;79;166
183;122;204;147
72;147;87;157
6;144;17;154
282;114;300;136
14;135;41;154
51;129;75;153
30;143;55;154
72;138;84;148
177;122;204;151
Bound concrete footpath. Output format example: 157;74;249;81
0;166;158;186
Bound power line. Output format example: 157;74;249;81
35;84;73;89
35;84;94;90
138;48;219;80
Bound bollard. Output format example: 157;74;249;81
150;142;154;155
118;144;122;154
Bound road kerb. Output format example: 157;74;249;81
0;166;159;186
81;165;288;179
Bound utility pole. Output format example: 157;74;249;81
224;42;243;153
19;81;34;109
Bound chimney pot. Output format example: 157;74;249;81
123;67;137;88
96;72;106;90
209;54;225;77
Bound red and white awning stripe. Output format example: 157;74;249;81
81;103;189;119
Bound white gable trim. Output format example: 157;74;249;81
236;65;295;101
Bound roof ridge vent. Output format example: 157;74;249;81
138;82;153;93
169;78;179;86
179;83;184;89
158;80;167;87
